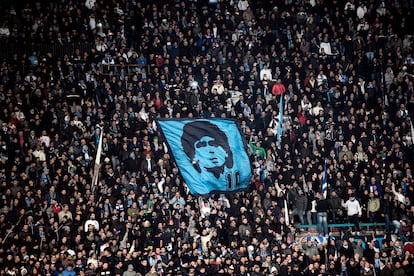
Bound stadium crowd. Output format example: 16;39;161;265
0;0;414;275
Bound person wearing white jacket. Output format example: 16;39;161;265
342;195;362;234
356;3;367;19
238;0;249;11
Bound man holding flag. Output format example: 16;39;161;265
316;192;330;237
316;159;329;237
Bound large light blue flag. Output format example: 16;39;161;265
157;119;252;195
322;159;327;199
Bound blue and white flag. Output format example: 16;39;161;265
306;235;327;244
284;199;290;226
157;119;252;195
92;128;103;192
322;159;327;199
277;94;283;147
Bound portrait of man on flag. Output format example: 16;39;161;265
158;119;252;195
181;121;233;178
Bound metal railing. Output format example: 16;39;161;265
0;40;94;58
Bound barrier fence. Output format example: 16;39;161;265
0;41;144;77
0;41;94;58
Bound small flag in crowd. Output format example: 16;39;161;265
277;94;284;147
322;159;327;199
92;128;103;191
284;199;290;226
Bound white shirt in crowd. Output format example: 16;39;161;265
341;197;362;216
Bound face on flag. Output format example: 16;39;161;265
158;119;252;195
193;136;228;171
181;121;234;179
